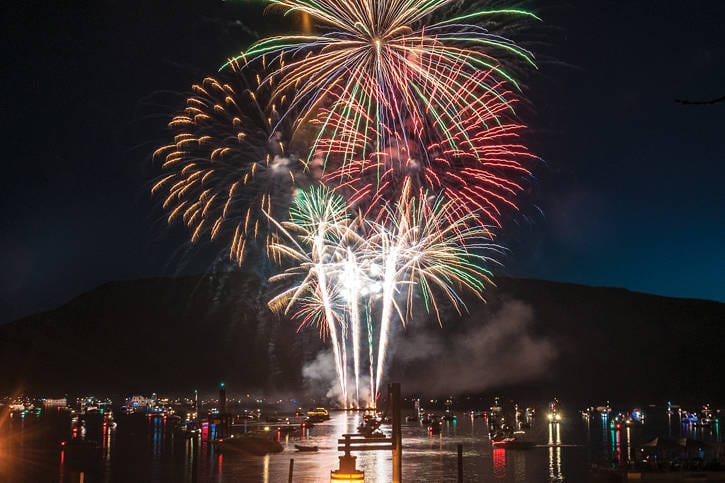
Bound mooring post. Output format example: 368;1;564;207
457;443;463;482
390;382;402;483
288;458;294;483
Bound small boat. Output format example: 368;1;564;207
491;429;534;449
490;431;515;446
428;421;442;435
421;413;435;425
358;415;382;435
294;444;319;452
306;407;330;422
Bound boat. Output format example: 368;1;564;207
306;407;330;421
358;415;382;435
490;429;534;448
490;430;515;446
442;412;456;422
547;398;562;422
294;444;319;452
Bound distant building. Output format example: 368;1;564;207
127;395;147;408
43;398;67;408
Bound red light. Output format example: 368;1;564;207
61;441;66;446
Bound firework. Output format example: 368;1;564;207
322;71;536;226
154;0;539;407
267;186;354;404
268;184;499;404
152;60;308;264
368;180;499;398
223;0;537;177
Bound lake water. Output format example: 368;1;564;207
1;405;721;482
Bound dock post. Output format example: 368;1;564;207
457;443;463;482
390;382;402;483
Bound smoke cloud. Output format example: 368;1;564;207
300;301;555;401
302;349;374;405
393;300;556;394
302;350;340;400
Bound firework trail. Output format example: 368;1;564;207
266;186;352;405
152;59;307;265
369;180;500;399
267;184;499;404
342;243;364;407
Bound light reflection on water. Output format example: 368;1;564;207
6;406;721;482
221;412;582;482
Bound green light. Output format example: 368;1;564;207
220;382;225;388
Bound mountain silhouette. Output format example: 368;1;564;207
1;274;722;406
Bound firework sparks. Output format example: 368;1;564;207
322;73;536;226
223;0;538;174
152;60;307;264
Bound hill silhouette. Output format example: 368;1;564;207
1;274;722;406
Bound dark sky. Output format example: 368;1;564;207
2;0;723;323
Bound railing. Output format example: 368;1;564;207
337;433;394;453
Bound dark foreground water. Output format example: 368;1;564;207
1;407;721;482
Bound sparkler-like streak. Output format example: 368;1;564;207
268;184;498;404
267;186;352;404
369;181;499;398
343;246;363;407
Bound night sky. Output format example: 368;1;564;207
2;0;723;323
